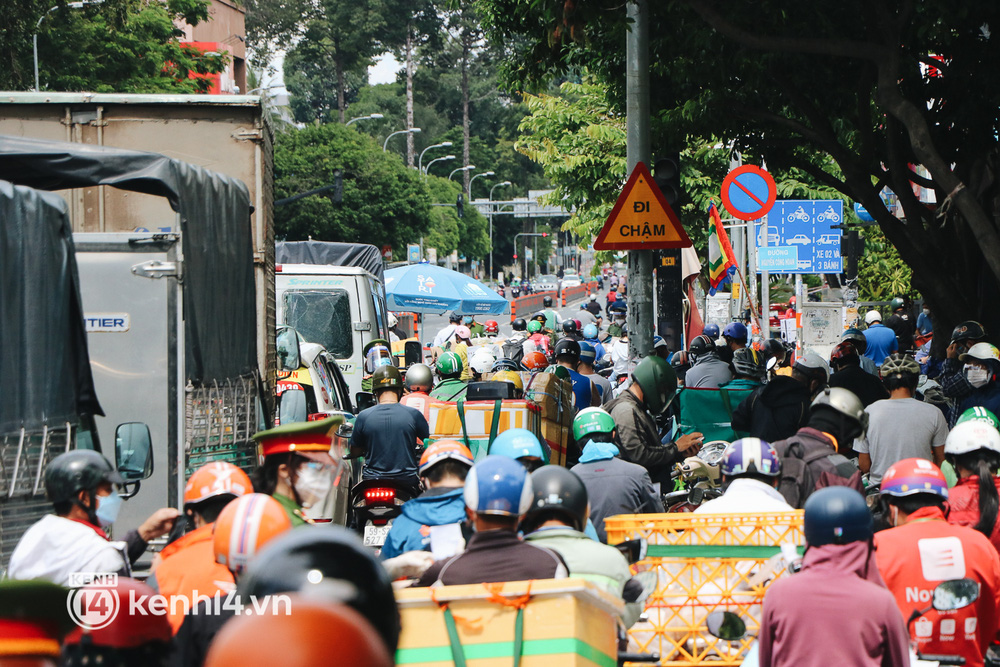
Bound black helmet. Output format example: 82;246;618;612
238;525;400;652
531;311;547;323
371;364;403;393
688;334;715;358
803;486;873;547
543;295;553;308
554;338;581;362
632;356;678;415
732;347;766;381
522;465;589;532
448;312;462;323
404;363;433;393
45;450;123;505
512;318;527;332
562;320;578;335
952;320;986;345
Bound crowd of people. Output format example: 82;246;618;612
8;287;1000;667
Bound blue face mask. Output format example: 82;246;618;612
463;316;473;325
95;490;123;527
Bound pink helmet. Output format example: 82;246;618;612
455;325;471;340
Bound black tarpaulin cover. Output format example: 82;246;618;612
0;135;256;385
276;241;384;282
0;180;102;433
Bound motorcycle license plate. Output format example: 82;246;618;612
363;524;391;547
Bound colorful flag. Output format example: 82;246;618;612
707;202;737;295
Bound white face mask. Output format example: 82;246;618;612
294;462;335;508
966;365;990;388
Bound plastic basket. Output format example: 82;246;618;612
605;512;804;666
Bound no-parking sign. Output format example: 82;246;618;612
721;165;777;221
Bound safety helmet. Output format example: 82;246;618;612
454;325;472;341
703;323;720;339
469;347;497;374
579;341;597;365
554;338;581;361
829;341;860;368
880;458;948;499
810;387;867;433
436;351;463;379
527;320;543;334
484;320;500;335
960;342;1000;365
788;296;796;305
879;353;920;379
720;438;781;478
766;338;787;359
803;486;873;547
404;363;434;393
582;323;599;339
184;461;253;507
464;455;534;517
364;343;392;374
214;494;293;575
45;450;123;505
532;311;547;322
543;296;553;308
732;347;766;381
653;335;668;350
590;293;597;301
492;370;525;393
573;318;583;330
237;525;399;652
722;322;748;341
890;297;905;311
952;320;986;344
864;309;882;324
64;578;171;653
842;327;868;354
492;358;521;373
689;334;715;358
563;320;579;335
387;312;399;328
523;466;589;532
203;598;393;667
512;318;527;332
449;312;462;323
794;351;831;384
670;349;689;368
489;428;548;464
572;407;615;441
371;364;403;393
419;440;475;477
522;351;549;371
944;420;1000;456
957;406;1000;430
632;356;678;416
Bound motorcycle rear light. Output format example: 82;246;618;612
364;488;396;504
372;518;389;526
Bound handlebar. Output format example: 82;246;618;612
617;652;660;664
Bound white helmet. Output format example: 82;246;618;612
589;294;597;301
945;420;1000;456
865;310;882;324
960;342;1000;364
469;347;497;374
388;312;398;328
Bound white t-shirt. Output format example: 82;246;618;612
694;478;794;515
853;397;948;484
8;514;128;585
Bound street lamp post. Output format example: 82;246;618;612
34;0;103;92
488;181;511;283
448;165;475;181
382;127;420;151
346;113;384;126
418;141;453;173
513;232;549;281
468;171;495;199
424;155;455;174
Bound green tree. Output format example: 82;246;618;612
284;38;367;124
423;176;489;260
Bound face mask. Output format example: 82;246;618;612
95;490;123;527
966;365;990;388
463;316;473;325
294;462;334;508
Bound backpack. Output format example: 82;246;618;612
501;336;526;366
777;439;858;509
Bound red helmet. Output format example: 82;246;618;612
484;320;500;334
829;341;860;367
184;461;253;507
64;578;172;649
522;351;549;371
881;457;949;499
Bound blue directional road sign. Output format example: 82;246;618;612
757;246;798;272
758;200;843;274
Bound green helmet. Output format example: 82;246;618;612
957;406;1000;430
527;320;542;334
371;364;403;393
436;351;463;379
572;407;616;441
632;356;678;416
890;297;905;311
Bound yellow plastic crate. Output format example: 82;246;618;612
605;512;805;666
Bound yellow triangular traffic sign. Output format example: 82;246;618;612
594;162;692;250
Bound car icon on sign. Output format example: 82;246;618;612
788;234;811;245
817;234;840;245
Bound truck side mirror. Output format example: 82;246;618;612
276;327;301;372
115;422;153;481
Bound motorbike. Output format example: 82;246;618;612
350;478;420;552
663;440;728;511
496;285;506;298
510;284;521;299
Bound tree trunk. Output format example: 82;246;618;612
461;27;471;193
335;50;346;124
405;25;415;167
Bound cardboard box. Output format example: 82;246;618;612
395;579;622;667
525;373;573;427
540;418;569;467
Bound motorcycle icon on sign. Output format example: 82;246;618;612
787;206;810;223
816;206;841;222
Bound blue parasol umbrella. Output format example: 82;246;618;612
385;263;510;315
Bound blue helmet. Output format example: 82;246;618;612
702;323;720;339
488;428;549;464
579;341;597;364
721;438;781;477
583;324;599;339
464;455;534;517
723;322;748;341
803;486;873;547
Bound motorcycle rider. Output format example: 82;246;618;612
579;341;613;405
874;458;1000;667
944;420;1000;553
541;295;562;332
731;351;827;443
501;318;530;366
607;356;703;484
469;347;497;381
464;314;485;337
562;318;583;341
526;319;553;358
883;297;916;352
585;293;602;317
387;312;407;342
400;362;434;414
8;450;178;584
350;365;429;491
841;327;879;375
693;438;793;514
577;302;598;329
956;342;1000;418
862;309;898;366
721;347;765;391
381;440;475;560
683;334;733;389
483;319;501;338
758;486;910;667
491;369;525;398
720;322;748;364
607;300;627;336
414;456;569;586
521;350;550;375
582;323;606;361
432;312;463;348
939;321;988;411
569;408;662;542
554;338;601;413
489;427;549;472
429;351;469;401
828;340;888;407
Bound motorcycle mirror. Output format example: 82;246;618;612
622;570;658;604
933;578;980;612
613;538;648;564
705;610;747;642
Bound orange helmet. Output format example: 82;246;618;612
213;494;292;574
419;440;475;476
64;578;171;650
522;351;548;371
204;597;392;667
184;461;253;507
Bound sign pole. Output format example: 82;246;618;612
761;214;771;338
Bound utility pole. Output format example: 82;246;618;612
626;0;653;359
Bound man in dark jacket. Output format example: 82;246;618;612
828;341;889;407
731;352;828;442
884;297;916;352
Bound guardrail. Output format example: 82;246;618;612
561;283;590;306
510;290;557;322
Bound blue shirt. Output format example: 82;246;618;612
863;324;898;366
350;402;429;485
566;368;595;413
381;486;466;560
